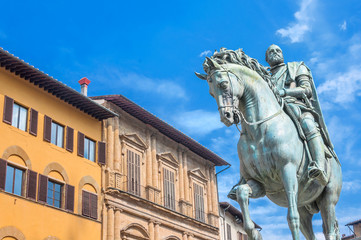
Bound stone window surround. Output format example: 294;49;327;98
0;226;26;240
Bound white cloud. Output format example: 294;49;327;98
199;50;212;57
317;66;361;104
340;20;347;31
276;0;314;43
315;232;326;240
250;205;278;215
94;68;187;100
172;109;224;135
342;180;361;193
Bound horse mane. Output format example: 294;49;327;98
204;48;282;104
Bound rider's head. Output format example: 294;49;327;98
266;44;284;67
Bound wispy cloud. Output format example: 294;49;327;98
342;180;361;193
199;50;212;57
93;68;187;100
318;67;361;104
340;20;347;31
276;0;315;43
172;109;224;135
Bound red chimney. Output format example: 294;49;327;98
78;77;91;96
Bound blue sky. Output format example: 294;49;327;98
1;0;361;239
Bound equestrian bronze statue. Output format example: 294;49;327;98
195;46;342;240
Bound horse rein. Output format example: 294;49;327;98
209;67;284;127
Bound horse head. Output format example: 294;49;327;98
195;57;243;127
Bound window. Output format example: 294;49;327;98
163;168;175;210
47;180;62;208
51;122;64;147
127;149;140;196
84;137;95;162
5;165;24;196
194;183;205;222
82;190;98;219
227;224;232;240
238;232;247;240
11;103;28;131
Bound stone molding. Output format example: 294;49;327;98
164;235;182;240
157;152;179;169
2;145;32;169
0;226;26;240
43;162;69;183
43;237;60;240
120;223;150;240
120;133;148;151
188;168;208;183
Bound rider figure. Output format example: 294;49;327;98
265;44;328;184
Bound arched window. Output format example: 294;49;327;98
78;176;100;220
0;146;31;199
39;163;74;212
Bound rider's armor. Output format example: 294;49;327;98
270;61;328;184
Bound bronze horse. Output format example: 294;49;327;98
196;50;342;240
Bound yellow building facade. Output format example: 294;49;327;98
0;49;116;240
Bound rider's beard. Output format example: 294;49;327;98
269;54;284;67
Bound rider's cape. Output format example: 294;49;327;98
287;62;339;163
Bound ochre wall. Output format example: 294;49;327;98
0;68;102;239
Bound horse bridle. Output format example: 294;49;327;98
209;67;284;127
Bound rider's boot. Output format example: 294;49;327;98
307;131;328;185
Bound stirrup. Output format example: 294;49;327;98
308;162;328;185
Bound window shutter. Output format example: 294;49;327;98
43;115;52;142
135;153;140;195
78;132;85;157
3;96;14;124
66;127;74;152
163;168;167;207
38;174;48;202
200;185;204;220
97;141;106;165
29;109;38;136
82;190;90;217
65;184;75;212
227;224;232;240
0;158;7;190
27;170;37;199
170;171;175;209
90;193;98;219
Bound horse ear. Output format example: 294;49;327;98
195;72;207;80
206;57;221;69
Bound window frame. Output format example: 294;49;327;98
126;148;141;196
47;179;63;208
193;182;205;222
11;102;28;132
50;121;64;148
84;137;96;162
163;167;176;210
4;163;25;196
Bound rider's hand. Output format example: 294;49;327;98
278;88;286;97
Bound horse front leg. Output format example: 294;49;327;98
282;163;300;240
236;183;263;240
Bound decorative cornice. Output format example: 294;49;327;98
188;168;208;183
120;133;148;151
157;152;179;168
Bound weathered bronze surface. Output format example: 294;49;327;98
196;46;342;240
